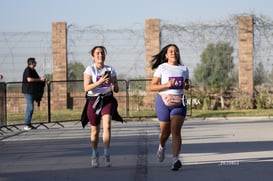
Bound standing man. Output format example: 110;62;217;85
22;57;47;130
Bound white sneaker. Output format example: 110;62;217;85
157;146;165;162
104;155;112;167
91;154;99;168
23;125;35;131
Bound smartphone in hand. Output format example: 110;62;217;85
104;71;111;78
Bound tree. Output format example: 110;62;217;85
254;62;267;86
68;62;85;80
43;62;85;81
194;42;234;88
44;73;52;80
269;66;273;84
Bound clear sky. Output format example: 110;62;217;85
0;0;272;32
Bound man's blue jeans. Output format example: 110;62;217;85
24;94;34;125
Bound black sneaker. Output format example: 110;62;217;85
171;160;182;171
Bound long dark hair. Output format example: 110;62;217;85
151;44;181;69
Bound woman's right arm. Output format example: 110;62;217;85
83;73;109;92
84;74;99;92
150;76;173;91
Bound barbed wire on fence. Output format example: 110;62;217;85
67;24;146;79
1;14;273;83
161;14;273;85
0;31;52;82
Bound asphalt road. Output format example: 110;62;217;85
0;117;273;181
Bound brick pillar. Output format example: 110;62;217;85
238;16;255;108
52;22;67;110
145;19;161;107
145;19;161;79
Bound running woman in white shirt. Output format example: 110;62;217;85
83;46;119;168
150;44;189;171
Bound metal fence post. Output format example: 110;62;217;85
125;80;129;117
0;82;7;126
47;82;51;123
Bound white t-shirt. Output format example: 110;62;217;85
153;63;189;95
84;64;117;96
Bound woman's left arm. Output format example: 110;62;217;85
184;79;190;90
111;76;119;93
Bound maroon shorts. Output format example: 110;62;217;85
87;96;114;126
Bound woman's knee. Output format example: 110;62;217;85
91;125;100;135
160;122;170;136
102;115;111;129
170;116;184;133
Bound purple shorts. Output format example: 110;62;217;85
155;94;187;122
87;96;114;126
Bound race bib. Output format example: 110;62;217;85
169;77;184;89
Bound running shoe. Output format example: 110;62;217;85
91;154;99;168
104;155;112;167
157;146;165;162
171;160;182;171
